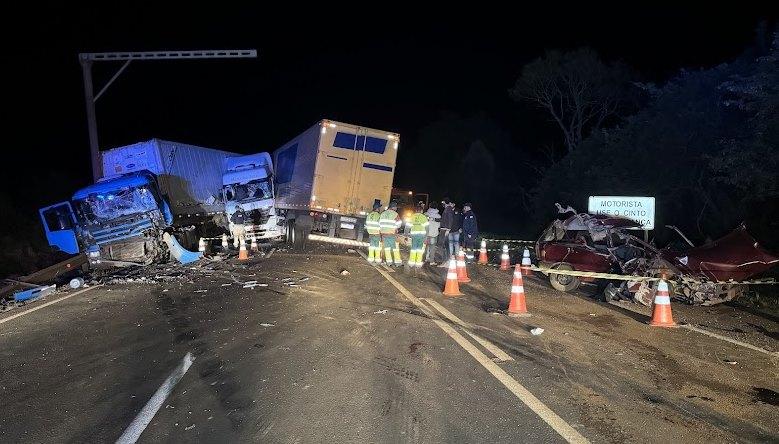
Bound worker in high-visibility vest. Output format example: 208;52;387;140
379;201;403;266
408;201;429;268
365;201;383;263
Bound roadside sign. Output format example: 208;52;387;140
588;196;655;230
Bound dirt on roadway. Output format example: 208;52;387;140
0;241;776;443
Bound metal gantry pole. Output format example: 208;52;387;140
79;57;101;181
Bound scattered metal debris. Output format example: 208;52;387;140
530;327;544;336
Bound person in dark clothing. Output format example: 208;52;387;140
461;203;478;261
230;205;247;248
438;198;454;265
441;200;462;259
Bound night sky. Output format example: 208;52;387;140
5;5;774;227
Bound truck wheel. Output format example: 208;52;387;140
286;221;296;245
549;263;580;292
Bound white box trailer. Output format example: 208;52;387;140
273;119;399;239
101;139;238;218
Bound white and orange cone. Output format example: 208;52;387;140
443;258;463;296
456;248;471;283
238;240;249;261
649;279;677;327
521;248;533;276
499;244;510;271
508;264;531;317
478;240;488;265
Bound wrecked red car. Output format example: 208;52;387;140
536;210;778;305
536;212;653;291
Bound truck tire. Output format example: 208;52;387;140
286;221;296;245
293;225;306;251
549;263;580;292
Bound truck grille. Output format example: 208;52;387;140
102;240;146;261
91;218;154;245
248;208;270;225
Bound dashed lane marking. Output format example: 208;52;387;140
357;250;589;444
0;285;101;326
116;352;195;444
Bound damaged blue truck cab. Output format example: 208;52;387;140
40;139;240;266
42;171;173;265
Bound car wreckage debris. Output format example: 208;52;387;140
537;208;779;306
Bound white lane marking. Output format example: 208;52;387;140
358;251;589;443
116;352;195;444
0;285;101;325
680;324;778;357
422;298;513;362
608;301;778;357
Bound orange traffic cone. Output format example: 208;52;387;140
521;248;533;276
443;258;463;296
649;279;677;327
238;240;249;260
499;244;510;270
508;264;531;317
456;248;471;283
478;240;488;265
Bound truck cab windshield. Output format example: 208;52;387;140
75;185;159;224
224;179;272;202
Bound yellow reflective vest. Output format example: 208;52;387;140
379;209;401;234
366;211;382;235
409;212;429;235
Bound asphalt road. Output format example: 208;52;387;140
1;243;777;443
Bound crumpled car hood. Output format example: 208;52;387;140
664;225;779;282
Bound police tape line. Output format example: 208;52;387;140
483;238;535;244
530;266;659;281
464;247;533;253
677;276;778;286
527;265;777;285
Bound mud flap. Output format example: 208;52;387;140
162;232;203;264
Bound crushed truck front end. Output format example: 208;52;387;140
71;171;172;265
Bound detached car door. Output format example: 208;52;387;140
39;201;79;254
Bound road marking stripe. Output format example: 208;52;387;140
358;250;589;443
607;301;778;357
679;324;778;357
432;318;589;443
116;352;195;444
422;298;513;362
0;285;101;325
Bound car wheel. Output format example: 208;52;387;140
549;263;580;292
